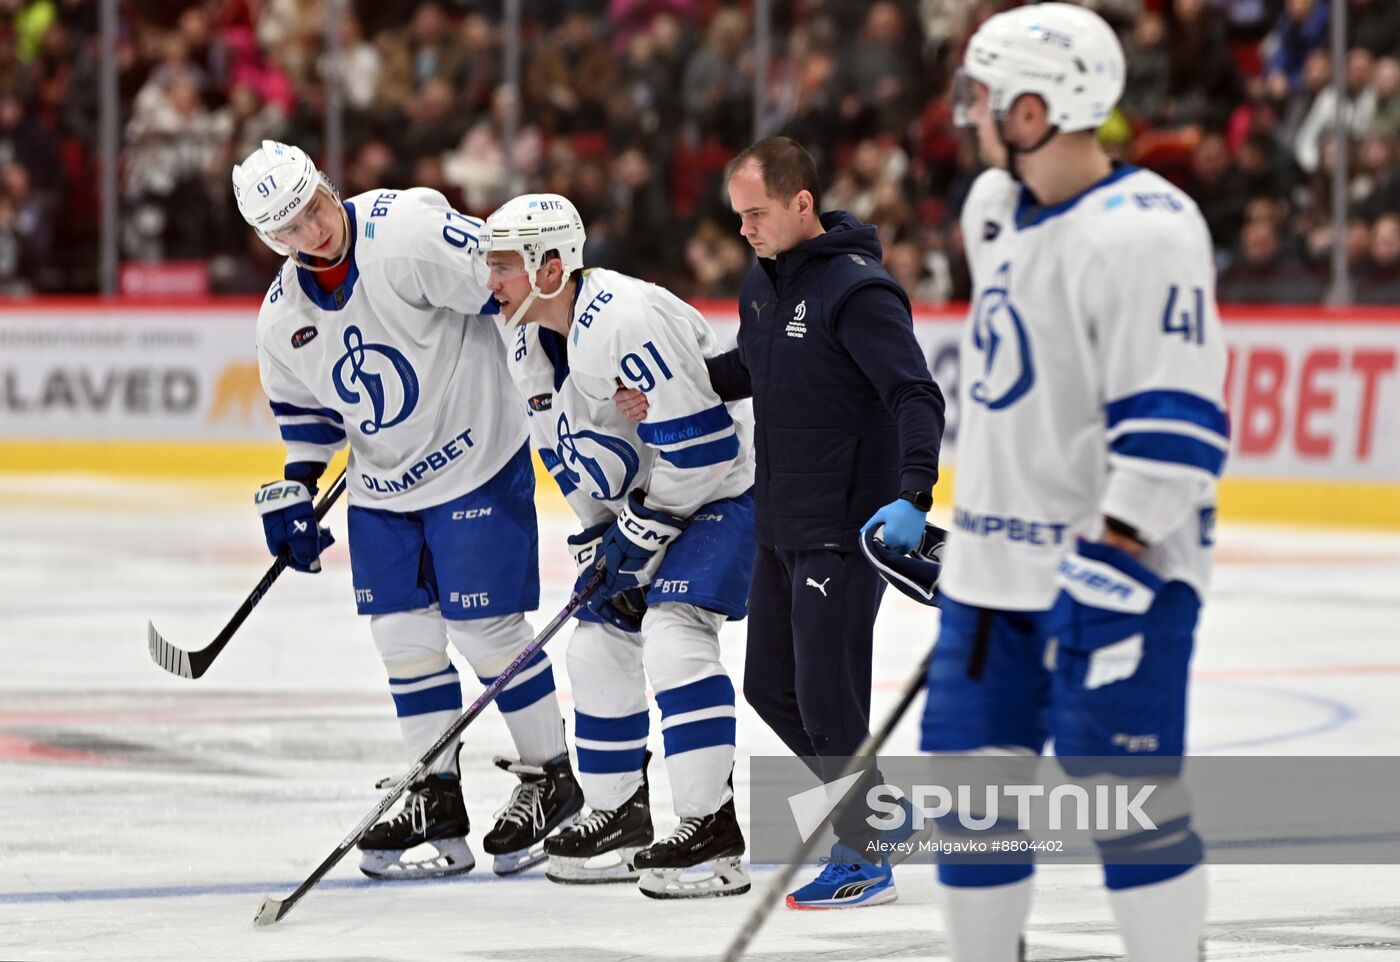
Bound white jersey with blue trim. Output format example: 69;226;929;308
502;267;754;525
943;165;1228;610
254;186;527;512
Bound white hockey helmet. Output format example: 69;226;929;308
955;2;1125;134
484;193;587;324
231;140;339;257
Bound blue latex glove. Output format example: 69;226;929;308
255;480;334;573
861;497;927;553
568;522;646;632
589;491;687;624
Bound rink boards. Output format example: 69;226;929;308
1;298;1398;528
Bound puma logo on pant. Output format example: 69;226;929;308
805;577;831;597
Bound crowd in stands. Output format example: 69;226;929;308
1;0;1398;304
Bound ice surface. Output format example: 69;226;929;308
2;476;1398;961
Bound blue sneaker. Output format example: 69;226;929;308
785;843;897;910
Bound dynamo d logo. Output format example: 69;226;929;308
331;325;420;435
969;262;1035;410
554;411;641;502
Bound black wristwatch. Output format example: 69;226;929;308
898;489;933;512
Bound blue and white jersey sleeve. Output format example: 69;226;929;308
1084;211;1228;544
608;287;742;519
256;295;347;472
380;188;493;317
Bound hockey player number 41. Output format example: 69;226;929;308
1161;285;1206;345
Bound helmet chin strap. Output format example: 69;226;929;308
505;263;569;327
998;117;1059;184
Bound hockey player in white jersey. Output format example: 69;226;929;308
482;193;756;899
231;141;582;881
915;6;1227;961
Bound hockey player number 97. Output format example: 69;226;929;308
620;341;675;393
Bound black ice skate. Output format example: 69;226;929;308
357;772;474;880
482;753;583;876
631;797;750;899
544;755;654;884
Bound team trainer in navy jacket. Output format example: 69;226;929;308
711;137;945;909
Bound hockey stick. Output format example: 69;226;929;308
253;572;604;927
720;647;934;962
146;468;348;680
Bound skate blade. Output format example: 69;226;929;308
359;837;475;881
638;856;751;899
491;843;547;877
545;848;644;885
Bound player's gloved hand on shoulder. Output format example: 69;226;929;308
568;521;646;632
861;496;928;553
1050;538;1163;688
255;480;334;573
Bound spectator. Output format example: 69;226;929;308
1162;0;1243;129
831;1;921;139
1122;10;1171;126
1294;46;1376;173
1349;0;1400;60
1368;56;1400;138
680;8;750;146
1218;216;1326;302
1186;131;1250;252
885;239;948;304
4;0;1388;301
525;10;618;136
1236;130;1300;201
682;218;750;298
1356;212;1400;303
1262;0;1329;95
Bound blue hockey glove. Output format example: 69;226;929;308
1050;539;1163;688
255;480;334;573
568;521;646;632
589;491;687;626
860;522;947;606
861;498;927;553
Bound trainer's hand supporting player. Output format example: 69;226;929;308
613;386;649;422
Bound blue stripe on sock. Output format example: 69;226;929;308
1103;860;1200;891
493;665;556;713
390;681;463;718
477;649;546;686
387;665;458;686
576;744;647;774
661;716;735;756
575;709;649;742
655;674;734;719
